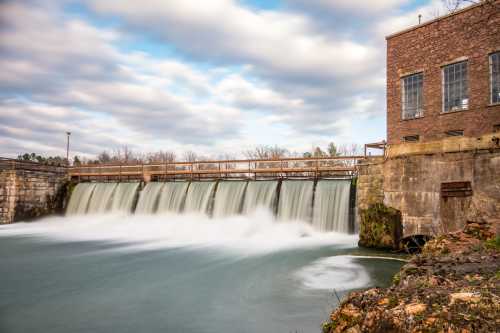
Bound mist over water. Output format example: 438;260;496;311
0;212;402;333
0;211;356;253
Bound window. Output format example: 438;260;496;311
445;130;464;137
443;61;468;112
402;72;424;119
403;135;420;142
490;52;500;104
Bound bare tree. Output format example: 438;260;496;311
243;145;289;160
441;0;499;17
183;151;198;162
97;151;112;164
146;150;176;163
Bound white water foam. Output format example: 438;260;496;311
0;209;358;254
294;255;371;290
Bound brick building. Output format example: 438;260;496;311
386;1;500;144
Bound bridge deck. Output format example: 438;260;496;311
68;156;364;181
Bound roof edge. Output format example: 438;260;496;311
385;1;485;40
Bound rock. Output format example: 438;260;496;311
323;212;499;333
358;203;402;250
377;298;390;306
449;292;481;305
405;303;427;315
345;325;361;333
340;304;362;321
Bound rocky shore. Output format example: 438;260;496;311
323;219;499;332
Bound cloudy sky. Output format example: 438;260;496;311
0;0;456;159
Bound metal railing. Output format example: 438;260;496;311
0;157;67;174
68;156;365;181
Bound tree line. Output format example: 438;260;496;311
17;142;363;166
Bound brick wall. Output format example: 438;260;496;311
0;169;68;224
387;1;500;144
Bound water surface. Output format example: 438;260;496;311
0;213;403;333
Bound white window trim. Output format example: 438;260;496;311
401;72;424;120
442;60;469;113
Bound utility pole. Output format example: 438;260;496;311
66;131;71;165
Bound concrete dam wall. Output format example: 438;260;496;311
357;135;500;238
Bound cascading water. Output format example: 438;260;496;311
277;180;314;222
66;183;97;215
135;183;164;214
109;182;140;213
87;183;118;214
212;181;248;218
65;179;353;234
242;180;278;214
157;182;189;213
312;180;351;232
183;181;216;214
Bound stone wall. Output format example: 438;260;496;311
0;169;68;224
386;1;500;144
357;146;500;238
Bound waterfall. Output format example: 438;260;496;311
64;178;352;234
312;180;351;232
109;183;140;213
135;183;165;214
242;181;278;214
87;183;118;214
212;181;248;218
157;182;189;213
66;183;97;215
277;180;314;222
183;181;216;214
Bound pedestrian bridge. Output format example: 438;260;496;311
68;156;365;182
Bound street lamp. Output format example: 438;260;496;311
66;131;71;165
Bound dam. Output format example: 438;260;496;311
66;179;355;233
0;155;406;333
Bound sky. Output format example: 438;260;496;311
0;0;458;159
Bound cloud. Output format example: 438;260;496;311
88;0;379;81
0;1;250;156
287;0;410;14
1;0;435;158
85;0;388;137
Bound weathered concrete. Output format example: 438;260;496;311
0;169;68;224
358;203;403;250
357;136;500;238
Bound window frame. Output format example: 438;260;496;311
401;72;424;120
403;135;420;143
490;51;500;105
445;130;464;137
442;60;469;113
